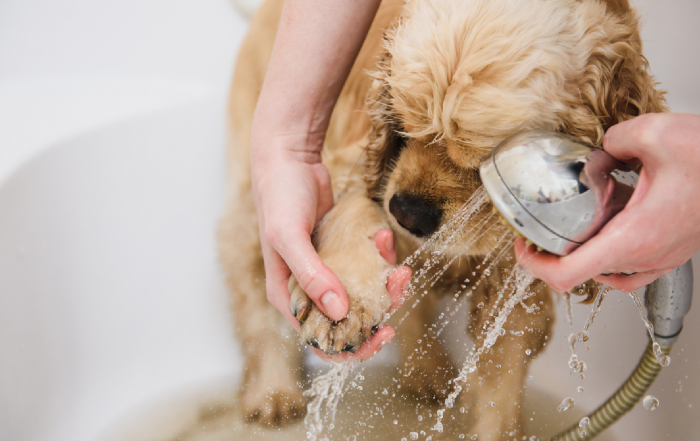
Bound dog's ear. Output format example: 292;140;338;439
598;0;631;15
565;3;668;145
365;52;403;201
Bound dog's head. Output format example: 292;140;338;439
364;0;666;255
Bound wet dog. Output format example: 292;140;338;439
218;0;666;438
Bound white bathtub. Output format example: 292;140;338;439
1;1;699;440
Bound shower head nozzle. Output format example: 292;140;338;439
479;130;637;256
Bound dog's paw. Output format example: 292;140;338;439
288;274;390;355
241;383;306;426
289;277;312;323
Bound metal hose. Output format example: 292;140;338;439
549;342;672;440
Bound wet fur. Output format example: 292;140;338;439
219;0;666;437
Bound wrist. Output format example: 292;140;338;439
251;125;326;165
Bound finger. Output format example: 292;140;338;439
603;114;668;164
513;239;582;294
374;229;396;264
309;326;396;362
271;228;349;321
260;239;301;331
514;237;618;294
387;266;411;313
593;267;674;293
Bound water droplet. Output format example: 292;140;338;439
409;432;419;440
484;268;491;276
579;417;590;429
557;397;575;412
577;386;584;393
652;343;671;367
393;419;398;425
471;435;478;440
643;395;659;411
525;349;532;355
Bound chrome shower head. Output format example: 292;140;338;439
479;130;638;256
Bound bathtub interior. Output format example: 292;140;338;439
1;0;699;440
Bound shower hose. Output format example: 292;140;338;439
549;342;672;440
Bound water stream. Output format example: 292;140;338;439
301;184;671;440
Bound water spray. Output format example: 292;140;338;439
479;130;693;440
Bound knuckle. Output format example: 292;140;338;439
294;271;317;295
264;224;282;246
633;114;666;149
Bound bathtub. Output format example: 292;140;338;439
1;0;699;440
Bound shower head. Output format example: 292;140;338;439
479;130;638;256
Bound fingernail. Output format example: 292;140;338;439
385;233;394;253
321;291;345;320
381;329;396;346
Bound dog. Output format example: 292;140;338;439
218;0;666;438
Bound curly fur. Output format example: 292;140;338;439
221;0;666;436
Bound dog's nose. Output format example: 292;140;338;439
389;193;442;238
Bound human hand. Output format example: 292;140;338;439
251;133;344;328
309;229;412;362
515;113;700;293
251;138;410;360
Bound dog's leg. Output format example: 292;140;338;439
392;288;457;402
218;190;305;426
289;192;395;354
391;249;463;402
462;266;554;440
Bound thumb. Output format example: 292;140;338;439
603;114;667;165
272;228;349;321
312;163;334;224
